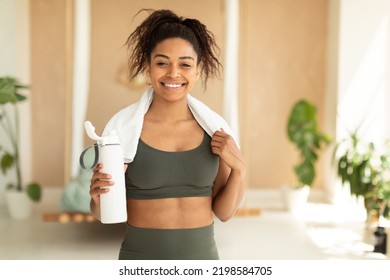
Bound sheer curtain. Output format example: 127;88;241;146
71;0;91;178
223;0;240;143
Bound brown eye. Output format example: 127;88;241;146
181;63;191;68
157;61;167;66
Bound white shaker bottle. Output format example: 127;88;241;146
83;121;127;224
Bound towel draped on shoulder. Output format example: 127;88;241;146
102;87;239;163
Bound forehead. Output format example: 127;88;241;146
151;38;198;59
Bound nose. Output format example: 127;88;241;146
166;65;180;78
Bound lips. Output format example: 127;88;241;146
161;82;186;88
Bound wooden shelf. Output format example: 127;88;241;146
43;212;96;224
235;207;261;216
43;207;261;223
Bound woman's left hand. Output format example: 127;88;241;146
211;128;245;172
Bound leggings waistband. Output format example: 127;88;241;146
119;223;219;260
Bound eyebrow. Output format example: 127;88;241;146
154;54;195;61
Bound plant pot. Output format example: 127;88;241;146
387;228;390;257
5;190;32;219
281;185;310;212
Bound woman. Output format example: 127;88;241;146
89;9;246;260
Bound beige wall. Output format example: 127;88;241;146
87;0;225;140
30;0;73;186
30;0;329;190
240;0;328;189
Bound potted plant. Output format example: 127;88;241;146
368;143;390;223
0;76;42;219
334;131;390;224
282;99;332;211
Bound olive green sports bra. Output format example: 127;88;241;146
125;132;219;199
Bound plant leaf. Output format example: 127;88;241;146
0;76;28;104
0;153;15;174
26;183;42;202
15;93;27;102
295;161;315;186
287;99;332;186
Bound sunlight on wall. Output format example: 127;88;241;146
337;17;389;146
333;0;390;216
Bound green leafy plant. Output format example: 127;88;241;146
287;99;332;188
0;76;41;202
334;131;390;219
368;144;390;220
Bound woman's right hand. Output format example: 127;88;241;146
89;163;113;206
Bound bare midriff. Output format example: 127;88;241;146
126;196;213;229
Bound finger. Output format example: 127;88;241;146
91;173;112;185
90;185;110;195
211;140;223;151
93;163;103;173
90;170;113;190
211;134;226;144
94;181;112;190
213;130;226;138
90;180;112;197
92;164;111;178
212;133;224;139
90;187;109;203
211;144;222;155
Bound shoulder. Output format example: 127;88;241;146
102;103;138;135
187;95;225;120
103;88;153;136
187;94;240;147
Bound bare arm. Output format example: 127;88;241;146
211;129;246;222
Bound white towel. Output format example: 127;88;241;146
102;87;238;163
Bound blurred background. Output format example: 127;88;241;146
1;0;390;260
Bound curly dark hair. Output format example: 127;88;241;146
125;9;222;89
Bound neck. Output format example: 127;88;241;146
147;95;192;122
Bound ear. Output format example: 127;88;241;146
143;66;152;85
145;65;150;77
195;68;200;81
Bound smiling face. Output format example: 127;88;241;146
145;37;200;102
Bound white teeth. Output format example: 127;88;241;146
164;83;182;88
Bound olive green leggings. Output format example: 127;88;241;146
119;223;219;260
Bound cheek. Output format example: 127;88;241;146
187;68;200;79
147;68;161;80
